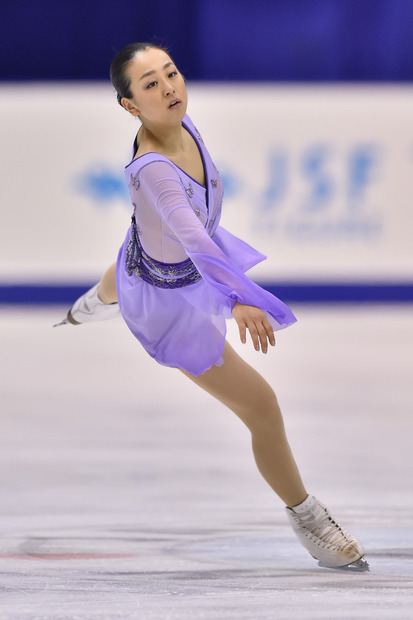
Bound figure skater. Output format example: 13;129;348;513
56;42;367;570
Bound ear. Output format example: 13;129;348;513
121;97;140;117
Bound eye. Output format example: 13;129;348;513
168;71;178;78
145;81;157;89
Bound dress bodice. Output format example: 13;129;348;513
124;115;224;264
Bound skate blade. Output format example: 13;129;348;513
53;310;81;327
53;318;69;328
318;558;370;572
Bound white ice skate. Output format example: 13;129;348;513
53;284;121;327
286;496;369;571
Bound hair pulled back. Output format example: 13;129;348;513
110;42;170;108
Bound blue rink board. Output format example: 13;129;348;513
1;282;413;305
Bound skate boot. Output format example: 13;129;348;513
286;495;368;571
53;284;121;327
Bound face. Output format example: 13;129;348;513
122;47;187;125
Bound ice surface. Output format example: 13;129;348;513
0;305;412;619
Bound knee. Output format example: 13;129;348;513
256;393;284;434
236;386;284;435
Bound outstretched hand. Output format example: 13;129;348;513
231;301;276;353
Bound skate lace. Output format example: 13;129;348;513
295;504;354;550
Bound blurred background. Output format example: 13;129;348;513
1;0;413;304
1;6;413;615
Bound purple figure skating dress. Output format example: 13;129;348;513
116;115;296;375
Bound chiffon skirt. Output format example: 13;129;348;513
116;226;297;376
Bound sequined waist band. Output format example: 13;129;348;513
125;216;202;289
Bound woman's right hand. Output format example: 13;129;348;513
231;301;276;354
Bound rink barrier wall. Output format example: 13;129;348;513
1;282;413;305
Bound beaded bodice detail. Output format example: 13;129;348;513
125;214;202;288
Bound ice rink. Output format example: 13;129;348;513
1;304;412;619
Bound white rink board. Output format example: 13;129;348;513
1;83;412;283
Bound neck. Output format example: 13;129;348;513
139;120;186;157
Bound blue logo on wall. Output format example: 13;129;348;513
75;145;384;243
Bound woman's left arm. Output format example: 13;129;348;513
231;301;276;353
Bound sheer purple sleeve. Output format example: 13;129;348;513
138;160;228;257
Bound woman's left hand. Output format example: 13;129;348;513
231;301;276;353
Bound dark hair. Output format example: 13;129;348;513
110;42;171;108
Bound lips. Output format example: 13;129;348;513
168;99;181;108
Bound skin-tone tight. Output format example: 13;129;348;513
98;263;118;304
98;264;308;508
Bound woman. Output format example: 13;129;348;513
57;42;367;570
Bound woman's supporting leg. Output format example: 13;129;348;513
181;340;307;508
182;340;368;568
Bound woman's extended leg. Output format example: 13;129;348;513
181;340;307;508
97;263;118;304
54;263;119;326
